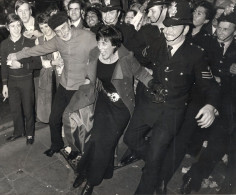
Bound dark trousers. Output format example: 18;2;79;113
124;85;160;160
135;105;186;194
157;104;230;190
8;76;35;136
49;84;76;151
77;92;130;186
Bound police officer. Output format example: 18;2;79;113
131;0;169;67
98;0;137;51
120;0;169;166
180;4;236;194
124;1;220;194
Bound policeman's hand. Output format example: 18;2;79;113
7;53;17;61
145;67;153;75
230;63;236;75
148;79;166;103
214;76;221;84
9;60;22;69
2;85;8;101
195;104;216;128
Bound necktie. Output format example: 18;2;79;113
220;42;225;55
167;45;173;59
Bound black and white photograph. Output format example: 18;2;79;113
0;0;235;194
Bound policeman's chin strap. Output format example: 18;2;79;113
166;26;185;42
103;12;119;25
218;31;235;42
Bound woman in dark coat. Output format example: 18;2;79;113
72;25;153;195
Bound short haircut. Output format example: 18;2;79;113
194;0;216;21
84;6;102;27
96;25;123;52
36;12;51;25
68;0;82;9
15;0;31;12
125;9;137;17
6;13;22;27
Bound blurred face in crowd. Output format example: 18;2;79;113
86;11;99;27
124;11;135;24
193;6;209;27
212;8;224;27
147;5;163;23
217;21;236;42
16;3;32;23
68;2;81;22
89;0;101;4
39;23;54;37
102;10;120;25
8;21;22;39
54;22;72;41
98;38;116;60
163;25;189;46
63;0;70;11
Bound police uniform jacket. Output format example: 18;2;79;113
208;37;236;128
154;39;220;109
208;37;236;96
187;28;212;52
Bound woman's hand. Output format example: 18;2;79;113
52;58;64;67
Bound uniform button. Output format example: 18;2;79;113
166;67;169;70
130;98;133;101
165;89;168;92
185;103;188;106
146;89;149;91
165;78;168;81
153;63;156;66
220;61;223;63
180;72;183;75
219;69;222;72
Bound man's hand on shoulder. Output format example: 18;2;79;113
8;60;22;69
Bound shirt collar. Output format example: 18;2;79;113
167;39;185;56
70;18;81;27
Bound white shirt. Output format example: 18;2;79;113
168;39;185;56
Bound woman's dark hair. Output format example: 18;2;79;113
194;0;216;21
84;7;102;28
125;9;137;17
36;12;51;25
5;13;22;27
96;25;123;52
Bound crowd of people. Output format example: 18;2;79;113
1;0;236;195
